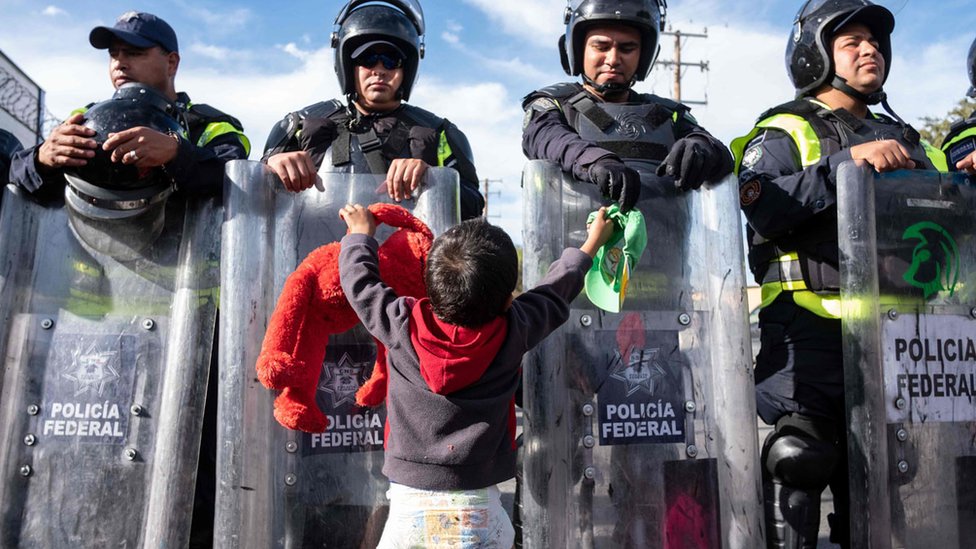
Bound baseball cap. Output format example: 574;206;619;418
351;40;406;60
584;205;647;313
90;11;179;53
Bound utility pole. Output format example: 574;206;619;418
656;28;709;106
482;178;502;219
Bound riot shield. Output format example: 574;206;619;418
519;160;762;548
216;160;460;548
837;162;976;549
0;184;221;547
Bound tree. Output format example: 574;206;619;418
917;97;976;145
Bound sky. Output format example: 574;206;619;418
1;0;974;242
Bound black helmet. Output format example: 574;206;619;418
331;0;425;102
967;35;976;98
558;0;667;83
64;83;186;259
786;0;894;102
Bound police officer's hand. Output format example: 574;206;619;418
850;140;915;173
267;151;319;193
37;113;97;170
956;151;976;175
386;158;429;203
587;158;640;213
657;136;721;192
104;126;180;168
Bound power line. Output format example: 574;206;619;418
656;28;709;106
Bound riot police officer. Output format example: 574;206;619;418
4;13;248;548
8;11;249;203
521;0;732;212
942;36;976;174
730;1;948;546
263;0;485;220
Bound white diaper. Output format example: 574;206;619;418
375;482;515;549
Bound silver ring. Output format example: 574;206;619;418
127;150;139;161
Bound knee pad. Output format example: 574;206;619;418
762;427;839;490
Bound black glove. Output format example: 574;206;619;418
587;158;640;213
657;136;726;192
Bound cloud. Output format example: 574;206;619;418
171;0;252;33
41;6;67;17
461;0;564;48
442;32;460;45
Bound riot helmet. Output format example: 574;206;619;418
64;83;186;260
786;0;894;104
331;0;425;102
558;0;667;88
967;35;976;98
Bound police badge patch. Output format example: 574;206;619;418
741;144;763;169
740;179;761;206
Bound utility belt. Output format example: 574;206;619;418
758;252;842;319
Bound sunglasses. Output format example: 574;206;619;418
355;52;404;70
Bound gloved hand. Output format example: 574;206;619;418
657;136;725;192
587;158;640;213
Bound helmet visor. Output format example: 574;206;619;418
335;0;425;35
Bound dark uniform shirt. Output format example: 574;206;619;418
9;92;249;203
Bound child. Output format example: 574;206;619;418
338;204;613;548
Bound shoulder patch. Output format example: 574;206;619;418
741;144;763;169
739;179;762;207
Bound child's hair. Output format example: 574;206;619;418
424;218;518;328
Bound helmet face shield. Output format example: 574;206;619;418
559;0;667;82
332;0;425;102
786;0;894;97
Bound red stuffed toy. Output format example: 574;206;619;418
256;203;433;432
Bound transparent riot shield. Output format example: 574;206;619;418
837;162;976;549
216;160;460;548
0;185;221;547
519;160;762;548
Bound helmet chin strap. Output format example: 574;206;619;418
582;74;634;98
831;75;920;145
830;75;884;106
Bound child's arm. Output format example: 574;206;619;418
580;206;614;258
338;205;409;347
339;203;376;236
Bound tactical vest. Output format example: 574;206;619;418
942;114;976;169
277;100;459;175
731;99;948;318
533;83;686;176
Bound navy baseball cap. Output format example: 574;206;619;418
90;12;179;53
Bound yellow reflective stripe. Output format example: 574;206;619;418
921;139;948;173
757;114;822;168
943;126;976;152
71;107;89;117
197;121;251;156
437;130;452;167
73;260;101;278
730;126;763;176
732;113;823;176
793;291;842;319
